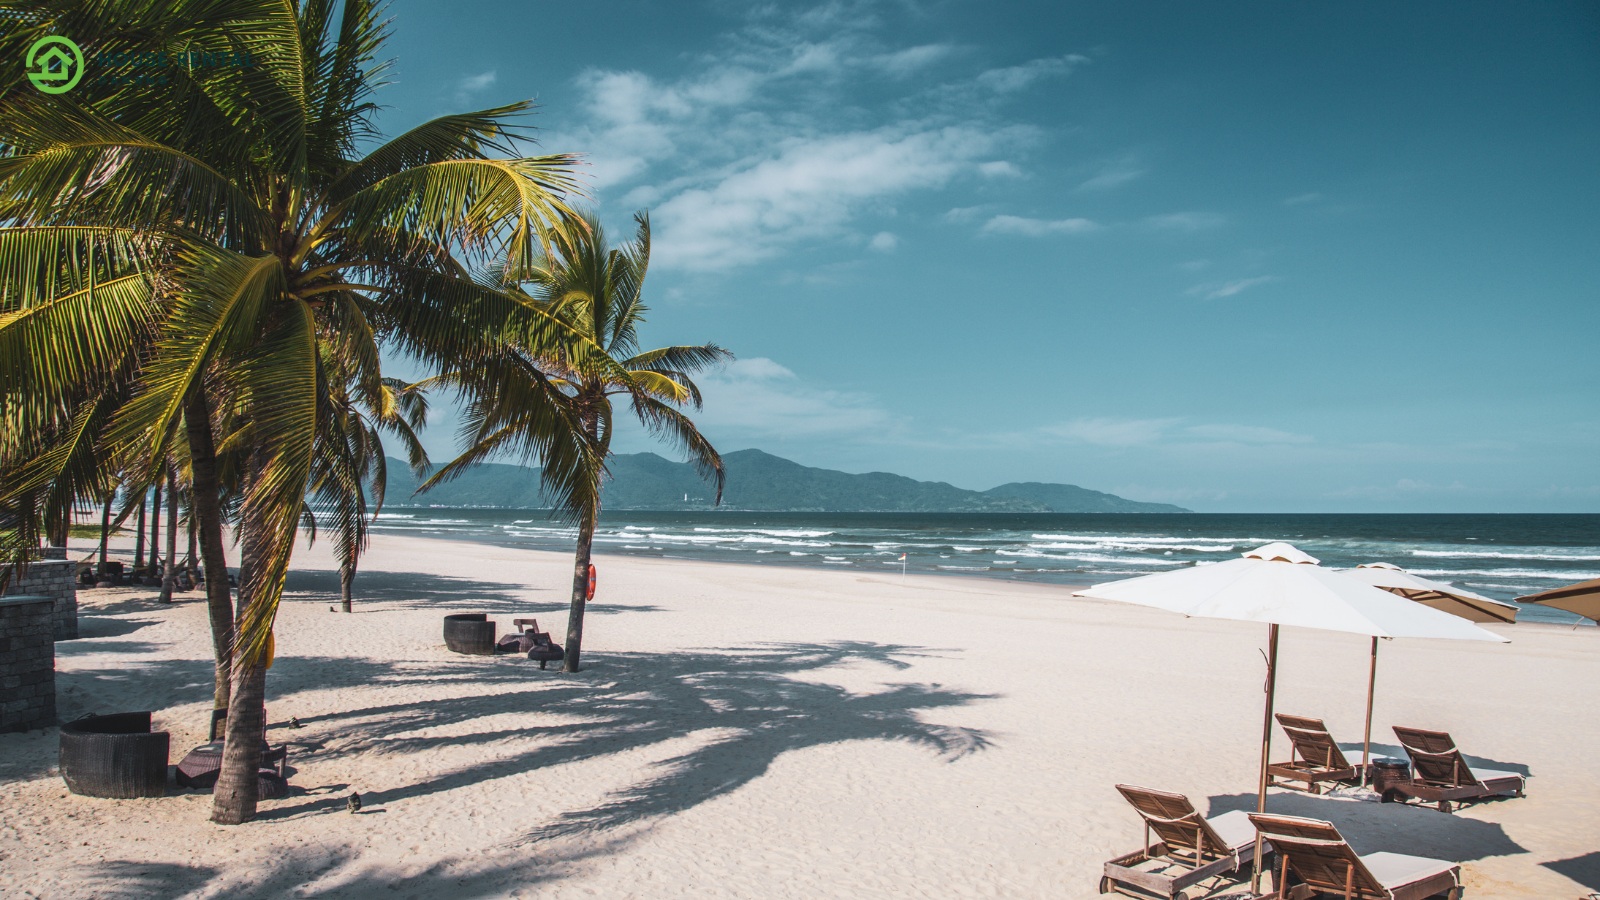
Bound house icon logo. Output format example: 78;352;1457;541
26;35;85;94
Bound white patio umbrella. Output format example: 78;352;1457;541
1338;563;1519;789
1073;542;1506;892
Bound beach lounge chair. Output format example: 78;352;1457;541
1268;714;1365;794
175;707;290;798
1101;784;1268;899
1247;813;1460;899
1389;726;1524;813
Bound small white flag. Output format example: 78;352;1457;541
899;553;907;561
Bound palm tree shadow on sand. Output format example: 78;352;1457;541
257;641;994;842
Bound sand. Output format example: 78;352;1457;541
2;532;1596;899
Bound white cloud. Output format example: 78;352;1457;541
1284;192;1322;206
547;8;1073;274
695;358;898;439
868;231;898;252
653;125;1004;271
1144;211;1227;231
981;214;1099;237
458;70;496;93
978;160;1023;178
1076;162;1144;192
1037;417;1313;448
976;54;1090;92
1186;275;1276;300
944;205;989;223
1042;417;1181;447
875;43;959;76
1182;424;1311;445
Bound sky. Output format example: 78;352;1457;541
374;1;1599;513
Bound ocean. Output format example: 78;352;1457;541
369;510;1600;625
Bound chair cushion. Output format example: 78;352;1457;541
1468;766;1522;786
1205;809;1257;851
1362;851;1458;890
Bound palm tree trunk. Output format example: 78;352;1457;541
133;494;146;572
160;467;178;602
209;661;266;824
210;475;268;826
148;479;162;576
186;514;198;581
96;491;112;578
340;561;354;613
186;389;235;710
563;501;597;673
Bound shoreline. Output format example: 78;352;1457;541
3;531;1596;897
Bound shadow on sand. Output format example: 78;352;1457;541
1544;851;1600;892
1207;789;1525;863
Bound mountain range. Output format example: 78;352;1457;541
382;449;1188;513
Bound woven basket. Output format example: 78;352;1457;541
443;613;496;655
59;712;169;798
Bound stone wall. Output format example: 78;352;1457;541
0;595;57;733
1;559;78;640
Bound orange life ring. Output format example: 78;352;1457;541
586;564;597;600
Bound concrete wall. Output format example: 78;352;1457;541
1;559;78;640
0;595;57;733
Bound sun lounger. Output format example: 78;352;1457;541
1268;714;1367;794
1248;813;1460;899
1101;784;1268;899
1389;726;1524;813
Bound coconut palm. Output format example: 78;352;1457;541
0;0;595;823
307;372;430;613
430;210;730;672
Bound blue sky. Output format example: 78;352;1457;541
376;1;1599;512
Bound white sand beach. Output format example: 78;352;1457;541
2;532;1596;898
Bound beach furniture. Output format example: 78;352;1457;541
501;618;565;669
1267;714;1364;794
58;712;169;798
1247;813;1460;899
1101;784;1267;899
1075;543;1504;894
443;612;497;655
1388;726;1524;813
175;707;290;798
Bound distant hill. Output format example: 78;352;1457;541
384;449;1188;513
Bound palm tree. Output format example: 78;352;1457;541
308;372;430;613
432;211;730;672
0;0;594;823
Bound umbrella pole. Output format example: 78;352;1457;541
1251;623;1280;895
1363;636;1378;786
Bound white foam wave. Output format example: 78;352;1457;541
1409;549;1600;562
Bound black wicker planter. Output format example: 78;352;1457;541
443;613;496;655
59;711;169;798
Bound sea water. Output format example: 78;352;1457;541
369;510;1600;625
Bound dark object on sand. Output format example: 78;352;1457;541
348;791;361;813
175;708;289;798
496;618;566;669
59;712;169;798
290;717;303;729
443;612;496;655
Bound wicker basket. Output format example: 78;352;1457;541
443;613;496;655
59;712;169;798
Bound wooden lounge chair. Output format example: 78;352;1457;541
1268;714;1366;794
1389;726;1524;813
1248;813;1460;900
1101;784;1268;899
